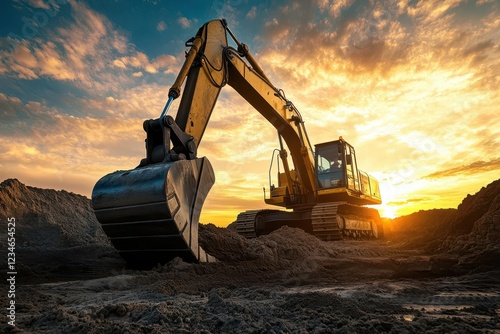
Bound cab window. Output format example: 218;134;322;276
316;143;344;189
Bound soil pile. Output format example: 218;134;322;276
0;178;120;282
442;179;500;238
386;179;500;272
200;223;335;266
388;209;455;235
0;178;110;249
386;209;455;248
434;180;500;256
440;180;500;268
2;177;499;280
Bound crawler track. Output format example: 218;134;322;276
311;202;343;241
234;210;260;238
234;202;382;241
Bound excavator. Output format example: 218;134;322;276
91;19;382;268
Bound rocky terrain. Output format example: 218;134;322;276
0;178;499;333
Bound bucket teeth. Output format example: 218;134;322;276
92;157;216;268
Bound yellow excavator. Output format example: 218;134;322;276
91;19;382;268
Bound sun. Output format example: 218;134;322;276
377;204;398;219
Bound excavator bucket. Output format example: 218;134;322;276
92;157;216;268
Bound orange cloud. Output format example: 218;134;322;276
426;159;500;179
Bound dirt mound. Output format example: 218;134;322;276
197;224;339;286
2;177;498;283
0;178;110;249
199;224;259;262
436;179;500;256
388;209;456;234
441;179;500;238
200;223;335;266
386;179;500;271
386;209;455;248
388;179;500;250
0;179;120;282
443;188;500;268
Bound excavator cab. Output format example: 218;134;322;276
315;140;346;190
252;137;383;240
315;138;381;206
265;138;381;208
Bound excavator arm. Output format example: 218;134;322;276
169;19;317;203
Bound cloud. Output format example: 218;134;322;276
28;0;52;9
14;44;38;68
153;54;177;68
115;52;148;69
425;159;500;179
0;92;59;132
113;52;180;75
0;90;147;195
1;0;134;93
256;0;498;82
71;82;175;120
0;0;185;96
318;0;356;18
253;1;499;140
14;0;61;10
113;59;127;69
407;0;462;23
156;20;166;31
246;6;257;19
387;198;428;206
463;40;495;57
178;17;192;28
476;0;495;4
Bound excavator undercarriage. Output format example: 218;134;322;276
234;203;382;241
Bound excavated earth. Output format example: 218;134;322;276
0;178;499;333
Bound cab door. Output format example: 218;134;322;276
344;143;360;193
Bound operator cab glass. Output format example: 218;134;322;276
315;139;361;192
315;142;345;189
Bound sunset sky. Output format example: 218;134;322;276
0;0;498;225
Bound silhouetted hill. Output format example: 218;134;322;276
387;179;500;269
440;180;500;259
441;179;500;238
389;208;456;234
